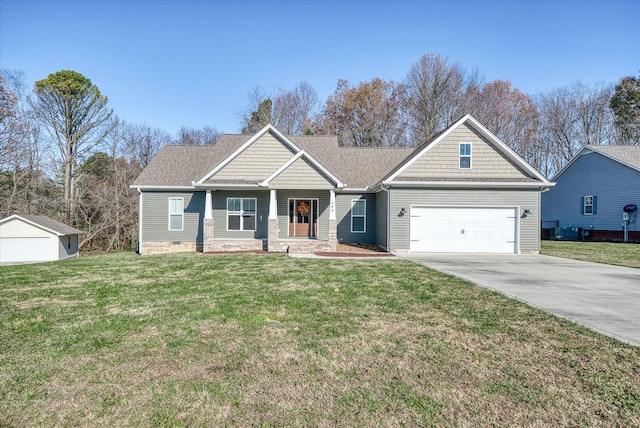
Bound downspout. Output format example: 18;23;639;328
381;184;391;252
138;189;143;254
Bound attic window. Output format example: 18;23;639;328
459;143;472;169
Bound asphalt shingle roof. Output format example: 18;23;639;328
14;215;84;235
589;145;640;170
131;135;414;189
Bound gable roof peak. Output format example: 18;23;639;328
384;113;551;185
0;214;84;235
552;145;640;180
196;123;302;185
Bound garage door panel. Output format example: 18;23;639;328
410;207;516;253
0;237;51;263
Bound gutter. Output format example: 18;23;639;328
337;186;370;193
381;180;555;189
192;181;261;189
130;185;195;191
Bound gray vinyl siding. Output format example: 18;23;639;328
276;190;330;240
141;191;204;242
388;188;540;252
542;152;640;231
58;235;79;259
397;122;529;180
207;132;295;182
212;190;270;239
375;190;389;248
335;193;376;244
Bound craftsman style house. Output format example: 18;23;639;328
131;114;553;254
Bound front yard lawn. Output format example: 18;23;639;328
1;252;639;426
542;240;640;268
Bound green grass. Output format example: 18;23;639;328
1;252;639;426
542;240;640;268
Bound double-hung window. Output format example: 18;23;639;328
582;195;597;215
168;197;184;231
351;199;366;233
459;143;472;169
227;198;256;231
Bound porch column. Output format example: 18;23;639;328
269;189;278;219
268;189;280;251
203;190;214;253
329;189;336;220
328;189;337;250
205;190;213;219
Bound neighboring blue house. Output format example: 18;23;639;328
542;146;640;242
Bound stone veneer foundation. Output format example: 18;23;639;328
140;241;198;255
141;219;338;255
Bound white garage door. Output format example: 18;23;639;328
0;237;51;263
410;207;517;253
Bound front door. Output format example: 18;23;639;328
289;199;318;237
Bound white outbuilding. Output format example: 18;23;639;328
0;214;84;264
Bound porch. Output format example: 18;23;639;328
201;189;337;253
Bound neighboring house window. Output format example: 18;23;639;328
459;143;472;169
582;196;597;215
227;198;256;231
168;198;184;230
68;237;71;249
351;199;366;233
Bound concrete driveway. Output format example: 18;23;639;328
401;253;640;347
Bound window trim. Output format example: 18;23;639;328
226;197;257;231
459;142;472;169
350;199;366;233
582;195;596;215
168;197;184;231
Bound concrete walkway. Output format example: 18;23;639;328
400;253;640;347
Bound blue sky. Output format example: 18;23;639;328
1;0;639;135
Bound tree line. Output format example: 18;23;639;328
1;53;638;252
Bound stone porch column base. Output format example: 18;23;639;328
203;218;215;253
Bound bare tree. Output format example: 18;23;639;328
236;86;270;134
237;82;321;135
272;81;320;134
175;126;221;145
30;70;115;220
120;122;171;169
572;81;615;147
0;70;46;216
537;81;615;176
74;119;151;251
322;78;407;147
403;53;482;144
465;80;545;172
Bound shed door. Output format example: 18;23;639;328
410;207;517;253
0;237;51;263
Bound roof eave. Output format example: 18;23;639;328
0;214;84;236
130;185;196;191
338;186;371;192
382;180;555;189
193;183;261;190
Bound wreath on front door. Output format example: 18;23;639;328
298;201;310;216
